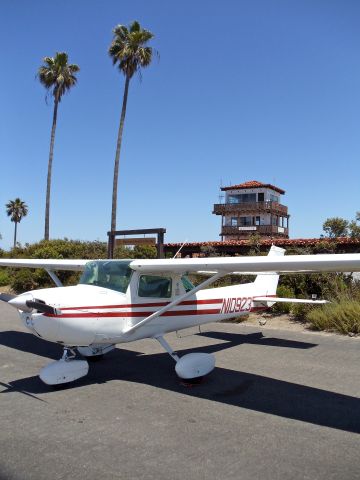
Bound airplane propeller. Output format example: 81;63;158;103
25;299;58;315
0;293;16;303
0;292;58;315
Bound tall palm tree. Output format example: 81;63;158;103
108;21;156;253
38;52;80;240
6;198;29;248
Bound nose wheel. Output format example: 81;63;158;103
39;347;89;386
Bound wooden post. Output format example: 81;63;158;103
108;228;166;259
107;231;115;259
157;230;165;258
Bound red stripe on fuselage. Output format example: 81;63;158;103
46;308;222;319
59;298;223;311
45;295;275;319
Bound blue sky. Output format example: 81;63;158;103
1;0;360;249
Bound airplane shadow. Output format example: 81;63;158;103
1;330;359;434
0;330;63;360
0;329;317;362
197;330;318;350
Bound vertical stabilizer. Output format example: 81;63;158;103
253;245;285;296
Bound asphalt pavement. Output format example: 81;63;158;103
0;301;360;480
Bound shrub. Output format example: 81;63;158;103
271;285;294;314
306;300;360;334
291;302;316;319
3;239;159;293
113;245;133;259
10;269;40;293
0;269;10;286
133;245;157;259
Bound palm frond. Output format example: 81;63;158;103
130;20;140;33
37;52;79;102
113;25;129;41
5;198;29;223
109;20;156;79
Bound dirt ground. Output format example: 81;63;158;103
242;313;309;332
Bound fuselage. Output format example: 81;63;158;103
17;261;271;347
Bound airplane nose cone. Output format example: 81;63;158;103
8;293;34;312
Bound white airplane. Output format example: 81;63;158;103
1;245;360;386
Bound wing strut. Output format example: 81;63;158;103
123;271;225;336
45;269;63;287
155;336;180;362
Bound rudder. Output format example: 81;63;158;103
253;245;285;296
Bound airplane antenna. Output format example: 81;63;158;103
173;240;188;259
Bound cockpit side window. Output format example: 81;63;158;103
138;275;172;298
79;261;133;293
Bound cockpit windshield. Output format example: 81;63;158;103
79;260;133;294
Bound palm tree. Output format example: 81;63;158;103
6;198;29;248
108;21;156;254
38;52;80;241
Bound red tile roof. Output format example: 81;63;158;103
221;180;285;195
165;237;360;248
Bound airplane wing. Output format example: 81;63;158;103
1;252;360;275
0;259;88;271
130;253;360;275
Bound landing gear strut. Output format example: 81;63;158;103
154;335;215;382
62;347;76;361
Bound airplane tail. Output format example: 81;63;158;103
253;245;285;296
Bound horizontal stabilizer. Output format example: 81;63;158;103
254;297;328;304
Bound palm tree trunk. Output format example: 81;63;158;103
110;75;131;241
44;97;59;240
13;222;17;249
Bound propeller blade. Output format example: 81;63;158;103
0;293;16;303
26;300;58;315
26;298;57;315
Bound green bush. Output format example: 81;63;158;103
3;239;107;293
3;239;159;293
9;239;108;260
306;300;360;334
291;302;316;319
10;269;40;293
113;244;157;259
0;269;10;286
271;285;294;314
133;245;157;259
113;245;133;259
